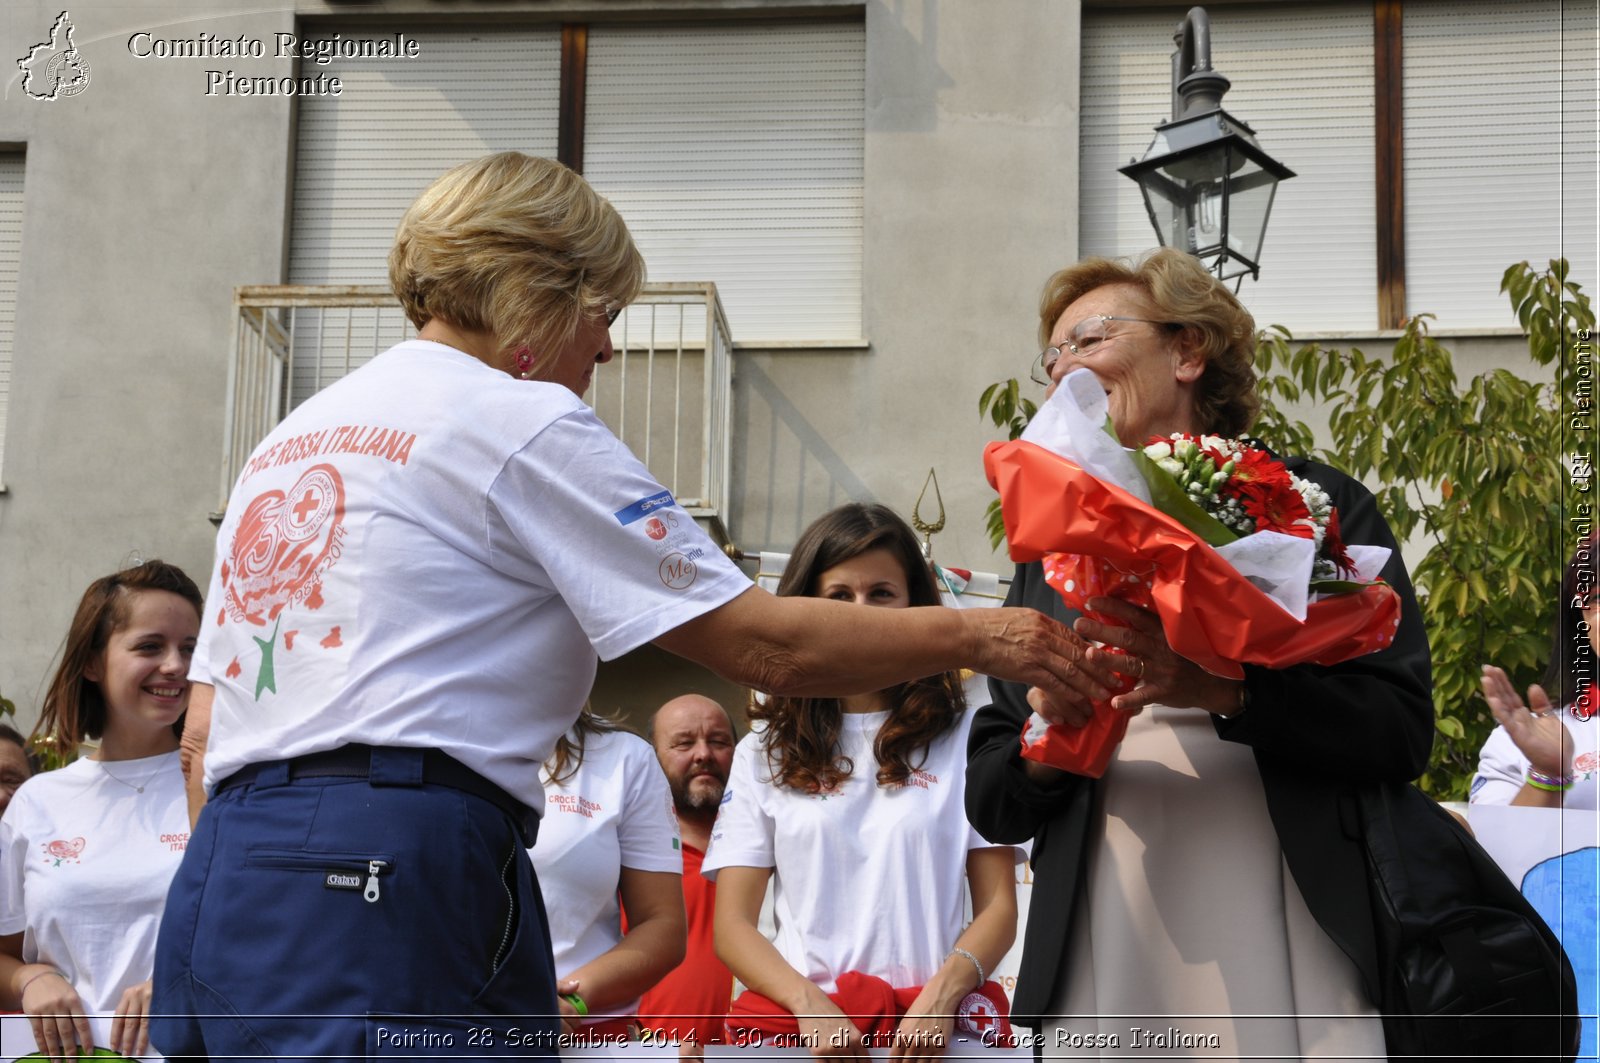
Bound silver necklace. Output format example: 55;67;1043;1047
96;757;165;794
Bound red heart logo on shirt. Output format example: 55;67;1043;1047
224;464;347;627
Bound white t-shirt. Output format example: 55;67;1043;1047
1470;705;1599;810
0;752;189;1056
531;728;682;1023
193;340;750;809
703;707;1019;993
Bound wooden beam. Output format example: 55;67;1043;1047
559;24;588;173
1375;0;1406;328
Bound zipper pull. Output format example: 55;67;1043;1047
364;859;387;903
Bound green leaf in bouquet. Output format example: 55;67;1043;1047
1125;442;1238;548
1309;577;1377;596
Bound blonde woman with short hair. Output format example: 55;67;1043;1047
150;152;1116;1061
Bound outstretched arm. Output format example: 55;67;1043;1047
656;587;1118;713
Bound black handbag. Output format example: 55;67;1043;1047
1356;780;1580;1061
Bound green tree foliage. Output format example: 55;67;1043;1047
1255;260;1590;798
978;260;1591;799
977;378;1037;548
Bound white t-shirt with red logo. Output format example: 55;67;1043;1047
0;751;189;1056
1470;705;1599;810
531;728;682;1023
192;340;750;810
703;707;1020;993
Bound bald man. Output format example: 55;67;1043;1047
636;694;737;1048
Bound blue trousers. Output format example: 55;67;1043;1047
150;749;559;1060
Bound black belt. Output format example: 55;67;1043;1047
217;744;537;846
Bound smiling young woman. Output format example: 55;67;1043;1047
708;504;1022;1060
0;560;202;1061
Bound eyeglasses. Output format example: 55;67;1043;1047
605;306;624;326
1030;314;1182;386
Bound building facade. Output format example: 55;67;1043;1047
0;0;1592;725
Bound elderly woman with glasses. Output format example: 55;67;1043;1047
966;249;1433;1060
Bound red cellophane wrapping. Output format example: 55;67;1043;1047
1021;553;1151;777
985;439;1403;776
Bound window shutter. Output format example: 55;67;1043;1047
1403;0;1599;328
0;155;23;481
1081;4;1378;332
290;27;561;287
286;28;561;402
583;21;866;344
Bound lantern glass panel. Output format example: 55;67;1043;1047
1223;154;1278;271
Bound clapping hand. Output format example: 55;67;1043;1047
1481;665;1573;779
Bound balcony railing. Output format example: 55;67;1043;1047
222;282;734;543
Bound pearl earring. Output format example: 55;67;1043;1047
514;347;534;379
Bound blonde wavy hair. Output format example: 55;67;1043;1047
389;152;646;376
1039;248;1260;437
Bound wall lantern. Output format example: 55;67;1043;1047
1119;6;1295;283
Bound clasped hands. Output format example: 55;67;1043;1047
1025;596;1242;727
20;968;153;1059
793;992;953;1062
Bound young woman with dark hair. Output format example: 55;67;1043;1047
532;708;684;1041
0;560;202;1060
706;504;1019;1060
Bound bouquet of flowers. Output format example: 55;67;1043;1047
985;369;1402;777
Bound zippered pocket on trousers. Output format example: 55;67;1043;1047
245;848;395;903
491;844;518;973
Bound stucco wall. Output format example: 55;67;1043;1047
729;0;1081;567
0;1;294;723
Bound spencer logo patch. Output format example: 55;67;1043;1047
614;490;675;526
325;870;364;890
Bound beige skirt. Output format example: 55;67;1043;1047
1043;705;1386;1061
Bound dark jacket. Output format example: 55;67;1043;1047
965;456;1434;1025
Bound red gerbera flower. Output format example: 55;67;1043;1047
1228;449;1293;492
1322;506;1356;574
1241;481;1314;538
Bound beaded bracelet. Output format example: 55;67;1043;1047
1527;767;1576;792
948;946;986;988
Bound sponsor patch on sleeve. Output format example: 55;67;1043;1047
614;489;676;526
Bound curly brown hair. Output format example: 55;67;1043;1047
1038;247;1260;437
749;504;965;793
34;560;204;749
